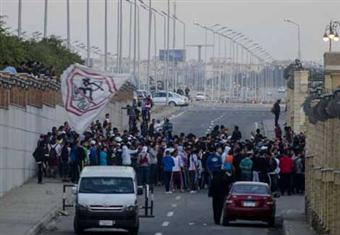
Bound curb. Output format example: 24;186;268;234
25;204;60;235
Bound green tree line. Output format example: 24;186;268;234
0;20;83;76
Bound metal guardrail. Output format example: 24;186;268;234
139;184;155;218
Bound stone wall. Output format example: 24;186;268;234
286;70;309;133
302;53;340;235
0;72;131;197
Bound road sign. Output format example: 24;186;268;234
159;49;186;62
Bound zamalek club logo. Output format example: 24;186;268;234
64;66;117;116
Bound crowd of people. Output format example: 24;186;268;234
32;108;305;199
1;60;56;79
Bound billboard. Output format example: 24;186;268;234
159;49;186;62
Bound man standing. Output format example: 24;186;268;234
209;171;232;225
271;99;281;126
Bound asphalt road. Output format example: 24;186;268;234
172;103;274;138
40;104;280;235
42;189;281;235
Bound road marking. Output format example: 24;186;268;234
155;233;163;235
162;221;170;227
167;211;174;217
188;222;195;226
171;203;177;208
203;223;207;226
175;196;181;200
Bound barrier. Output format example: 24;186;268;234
139;184;155;218
62;184;75;211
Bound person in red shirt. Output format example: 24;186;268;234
279;152;293;195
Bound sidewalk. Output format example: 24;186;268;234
277;195;317;235
0;178;64;235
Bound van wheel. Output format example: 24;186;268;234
168;101;176;107
73;217;84;234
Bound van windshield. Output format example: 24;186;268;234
79;177;134;194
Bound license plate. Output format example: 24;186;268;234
243;201;256;207
99;220;114;226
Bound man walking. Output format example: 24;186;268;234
271;99;281;126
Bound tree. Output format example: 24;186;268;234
0;19;83;76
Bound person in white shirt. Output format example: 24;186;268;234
122;144;138;166
188;149;199;193
171;150;184;192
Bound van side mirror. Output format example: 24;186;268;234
72;185;78;195
137;186;144;196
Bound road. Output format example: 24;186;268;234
41;104;281;235
172;103;274;138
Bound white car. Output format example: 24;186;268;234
152;91;189;106
195;93;207;101
73;166;142;235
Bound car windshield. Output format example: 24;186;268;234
79;177;134;194
231;184;269;195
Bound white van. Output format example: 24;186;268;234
73;166;141;235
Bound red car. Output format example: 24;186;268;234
222;181;277;227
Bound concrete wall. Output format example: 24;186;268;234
0;101;129;197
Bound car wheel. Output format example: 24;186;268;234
267;216;275;227
222;210;230;226
168;101;176;107
73;217;84;234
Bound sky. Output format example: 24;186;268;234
1;0;340;63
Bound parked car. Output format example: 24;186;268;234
73;166;142;235
222;181;278;227
195;93;207;101
152;91;189;106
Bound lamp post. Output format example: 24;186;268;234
284;19;301;60
66;0;71;49
18;0;22;38
323;20;340;52
104;0;108;71
86;0;91;67
43;0;48;38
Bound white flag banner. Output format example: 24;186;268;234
60;64;130;134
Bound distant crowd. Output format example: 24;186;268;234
33;102;305;198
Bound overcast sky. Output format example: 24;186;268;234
1;0;340;63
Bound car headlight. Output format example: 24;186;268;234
77;204;89;211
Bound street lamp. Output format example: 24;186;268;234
284;18;301;60
323;20;340;52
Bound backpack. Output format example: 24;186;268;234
49;145;59;166
140;153;149;165
268;158;278;173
